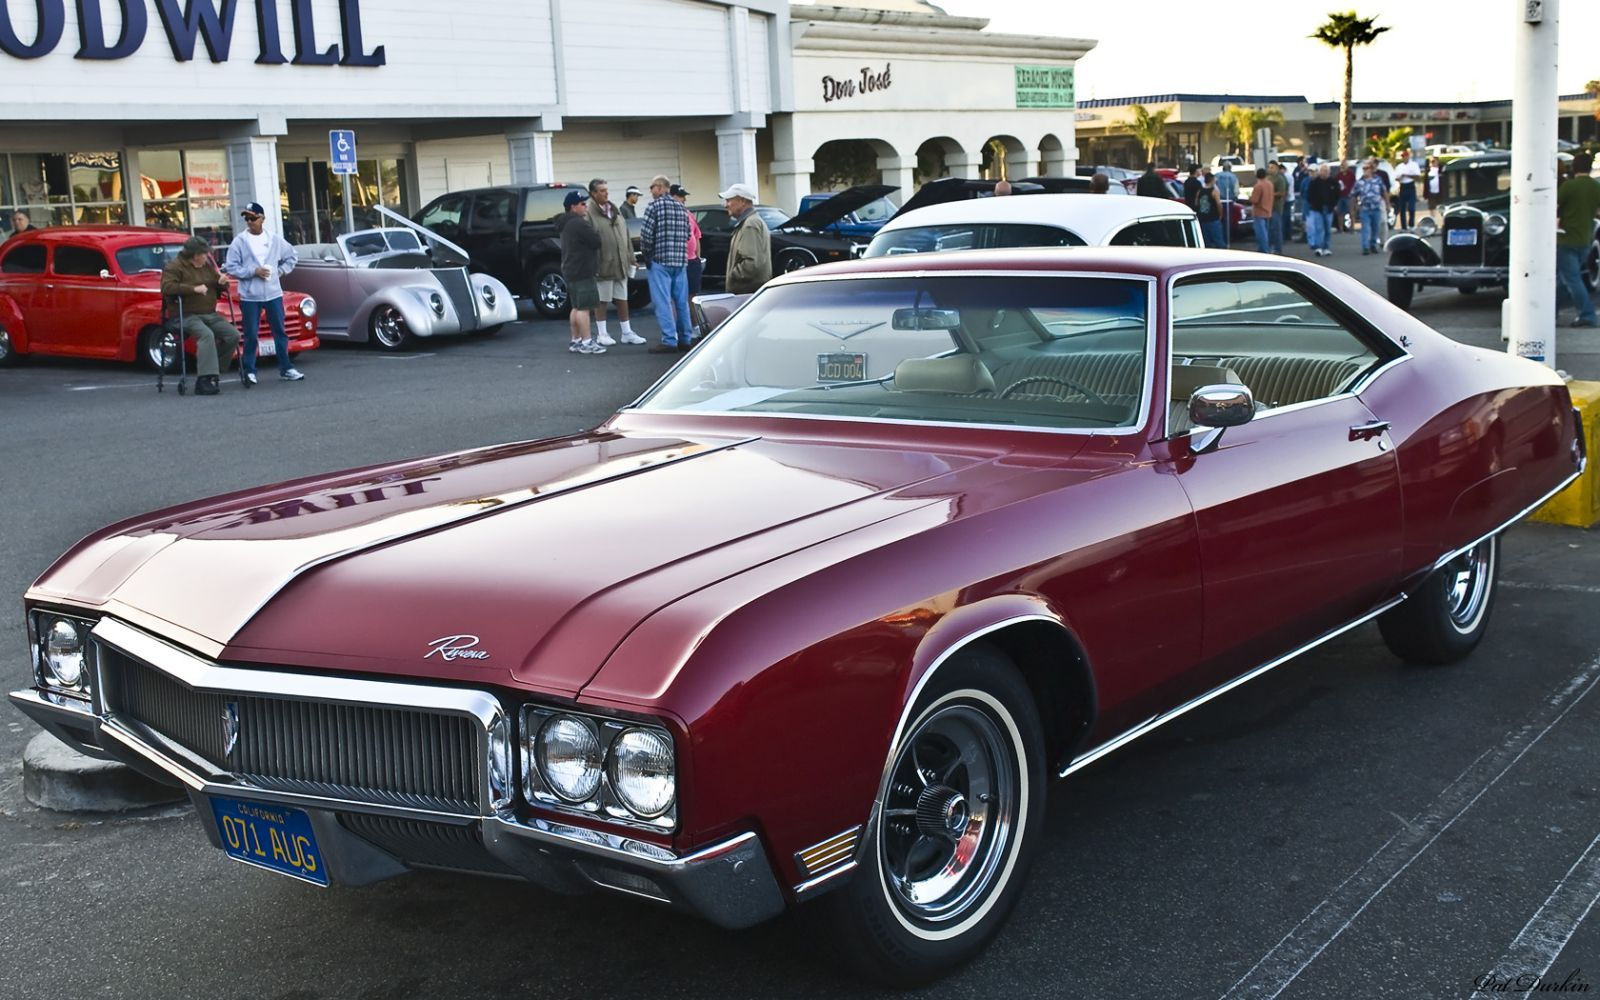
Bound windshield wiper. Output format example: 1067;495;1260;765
803;373;896;391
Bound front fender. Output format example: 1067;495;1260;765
1385;233;1439;266
0;293;29;353
117;295;164;362
349;286;453;341
472;274;519;325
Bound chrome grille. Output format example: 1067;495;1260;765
107;649;482;814
432;267;479;327
338;813;512;875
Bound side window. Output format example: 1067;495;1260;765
523;189;569;222
54;245;110;276
471;190;518;233
1;244;46;274
1110;219;1191;247
417;195;465;234
1169;276;1386;417
695;208;731;231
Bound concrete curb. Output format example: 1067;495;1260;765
22;732;186;813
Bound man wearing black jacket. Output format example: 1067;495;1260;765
1305;163;1343;257
556;190;605;354
1136;163;1171;199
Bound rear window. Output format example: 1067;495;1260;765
115;243;184;274
53;245;110;276
1109;219;1193;247
864;223;1086;257
523;188;572;222
1;243;45;274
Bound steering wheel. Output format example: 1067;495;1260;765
999;374;1107;405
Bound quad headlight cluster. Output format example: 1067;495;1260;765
521;706;676;829
28;610;97;702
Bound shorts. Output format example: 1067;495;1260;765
593;278;628;302
567;277;599;310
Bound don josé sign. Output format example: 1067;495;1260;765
0;0;386;65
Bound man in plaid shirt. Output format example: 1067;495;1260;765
638;174;696;352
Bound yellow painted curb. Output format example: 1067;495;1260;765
1530;380;1600;529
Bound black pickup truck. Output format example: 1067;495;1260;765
412;183;647;317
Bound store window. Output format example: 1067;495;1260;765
138;149;231;245
1;152;129;231
279;156;410;243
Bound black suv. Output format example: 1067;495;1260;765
413;184;646;318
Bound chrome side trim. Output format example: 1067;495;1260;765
1060;595;1405;778
794;825;861;879
794;860;860;899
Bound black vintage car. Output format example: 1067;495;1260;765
692;184;896;289
1384;153;1600;309
412;184;648;318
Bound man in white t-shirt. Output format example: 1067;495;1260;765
1392;149;1423;230
223;202;302;383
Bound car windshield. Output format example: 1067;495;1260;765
635;275;1150;430
1446;162;1511;201
113;242;186;274
864;224;1088;258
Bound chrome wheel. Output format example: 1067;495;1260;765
370;306;409;350
0;327;12;363
778;252;813;274
1444;540;1495;634
1584;239;1599;292
139;326;180;372
537;271;568;313
880;702;1017;927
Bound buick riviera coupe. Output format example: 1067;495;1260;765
0;226;318;369
282;215;517;351
11;248;1582;984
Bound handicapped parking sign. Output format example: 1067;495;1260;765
329;130;357;175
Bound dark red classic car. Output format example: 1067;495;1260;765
0;226;319;369
11;247;1581;985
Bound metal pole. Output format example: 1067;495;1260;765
341;172;354;235
1506;0;1560;368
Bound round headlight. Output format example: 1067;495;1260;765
1485;214;1507;236
1416;217;1439;238
428;291;444;315
537;715;603;802
44;619;86;688
480;284;496;307
298;296;317;318
608;728;675;818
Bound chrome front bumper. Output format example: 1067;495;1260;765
1383;265;1507;282
8;619;785;930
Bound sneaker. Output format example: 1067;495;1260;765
242;371;257;386
280;368;305;381
568;340;586;353
581;340;606;354
195;375;220;396
619;332;647;345
595;331;617;346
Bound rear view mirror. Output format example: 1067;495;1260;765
892;307;961;331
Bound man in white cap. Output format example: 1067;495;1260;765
721;182;771;294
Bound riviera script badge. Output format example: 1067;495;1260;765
424;635;492;662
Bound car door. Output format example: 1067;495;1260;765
39;243;123;355
465;189;519;285
1166;271;1405;683
695;208;733;285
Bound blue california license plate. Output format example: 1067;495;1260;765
1447;228;1478;246
209;796;327;886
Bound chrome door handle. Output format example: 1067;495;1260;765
1349;420;1391;441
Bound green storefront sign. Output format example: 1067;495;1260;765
1015;65;1074;109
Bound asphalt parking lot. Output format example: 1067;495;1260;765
1;236;1597;999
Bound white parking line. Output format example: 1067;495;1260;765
1471;832;1600;998
1503;581;1600;595
1217;653;1600;1000
64;383;151;392
370;353;436;360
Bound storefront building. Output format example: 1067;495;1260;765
1074;91;1599;168
0;0;1094;243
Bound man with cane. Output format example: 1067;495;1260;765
159;236;239;396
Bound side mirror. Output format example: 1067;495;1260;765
1188;383;1254;453
99;268;113;279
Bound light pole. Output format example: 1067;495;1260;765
1505;0;1560;368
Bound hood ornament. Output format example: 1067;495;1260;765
425;634;492;662
807;320;884;341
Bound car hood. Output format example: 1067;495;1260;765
779;185;897;232
31;430;1003;695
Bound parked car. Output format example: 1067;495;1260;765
283;213;517;351
0;226;319;370
411;184;648;318
1209;154;1246;173
12;246;1581;986
1384;152;1600;309
693;184;894;288
795;191;899;238
865;194;1201;256
1424;143;1478;163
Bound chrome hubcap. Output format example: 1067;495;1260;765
148;329;178;368
1444;540;1493;633
373;307;405;348
0;328;11;359
538;273;567;311
880;704;1015;923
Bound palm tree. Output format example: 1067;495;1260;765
1214;104;1286;158
1120;104;1172;164
1313;12;1390;164
1365;127;1412;162
1589;78;1600;121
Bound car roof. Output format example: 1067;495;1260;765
874;194;1196;244
768;245;1293;285
4;225;189;249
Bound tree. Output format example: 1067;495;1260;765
1119;104;1172;164
1312;12;1390;164
1589;78;1600;121
1214;104;1286;157
1365;127;1412;161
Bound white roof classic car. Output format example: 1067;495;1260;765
862;194;1202;258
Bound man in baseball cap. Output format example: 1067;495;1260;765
719;183;770;294
222;200;302;382
159;235;239;394
620;185;644;219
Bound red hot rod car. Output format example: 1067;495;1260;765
0;226;319;369
10;247;1582;985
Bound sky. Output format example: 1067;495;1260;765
932;0;1599;104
